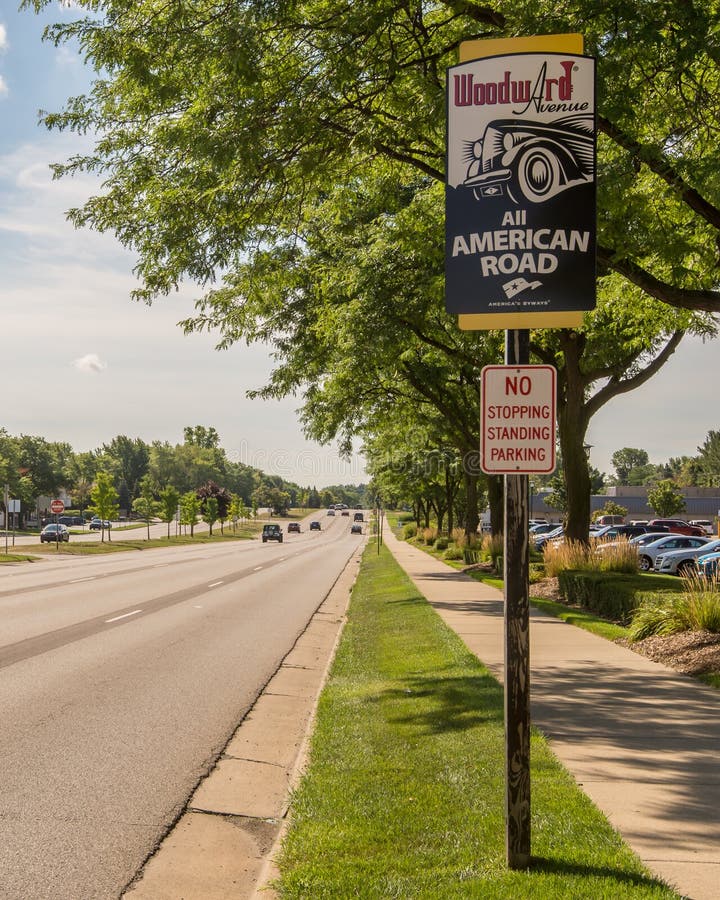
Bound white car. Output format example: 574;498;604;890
689;519;715;536
635;535;712;572
654;538;720;576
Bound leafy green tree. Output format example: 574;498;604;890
611;448;650;485
697;431;720;486
196;480;231;531
133;474;159;539
90;472;119;542
159;484;180;538
179;490;201;537
97;436;150;500
202;496;219;536
252;484;291;516
183;425;220;449
647;480;687;518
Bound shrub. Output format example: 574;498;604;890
481;533;504;566
435;537;449;551
397;512;415;524
629;575;720;640
443;545;464;560
543;538;639;578
422;527;438;546
402;523;417;540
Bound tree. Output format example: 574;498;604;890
196;480;231;533
97;436;150;502
179;490;201;537
89;472;119;542
697;431;720;486
25;0;720;317
611;448;650;485
647;480;687;518
202;496;219;536
159;484;180;538
133;474;159;539
183;426;220;449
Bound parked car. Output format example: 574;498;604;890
351;523;363;534
58;515;84;527
654;538;720;576
646;518;705;536
635;534;711;572
689;519;715;536
287;522;301;533
533;526;563;551
595;514;626;526
529;522;556;536
310;521;321;531
40;523;69;543
697;551;720;579
604;524;670;540
262;523;283;543
89;518;112;530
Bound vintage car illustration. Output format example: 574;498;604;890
462;114;594;204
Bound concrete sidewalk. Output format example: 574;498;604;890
383;525;720;900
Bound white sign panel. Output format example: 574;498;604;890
481;365;556;474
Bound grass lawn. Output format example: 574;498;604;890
275;544;677;898
19;528;259;557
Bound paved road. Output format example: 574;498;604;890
0;512;361;899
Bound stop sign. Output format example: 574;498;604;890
50;499;65;514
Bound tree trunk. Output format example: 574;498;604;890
488;474;504;536
464;471;480;538
559;353;591;544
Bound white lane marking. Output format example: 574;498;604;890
105;609;143;623
69;577;96;584
253;566;263;571
208;581;224;587
278;557;286;561
154;563;169;568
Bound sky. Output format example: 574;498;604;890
0;4;718;489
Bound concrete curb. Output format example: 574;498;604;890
123;542;364;900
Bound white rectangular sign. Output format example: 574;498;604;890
481;365;556;474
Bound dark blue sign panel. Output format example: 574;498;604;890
446;53;596;318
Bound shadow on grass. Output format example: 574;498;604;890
380;673;504;734
530;856;673;891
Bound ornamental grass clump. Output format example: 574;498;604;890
629;573;720;640
543;537;639;578
421;527;438;546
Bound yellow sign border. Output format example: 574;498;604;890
456;34;587;331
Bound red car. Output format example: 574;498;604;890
287;522;301;533
646;519;705;536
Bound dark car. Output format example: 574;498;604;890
310;521;321;531
262;523;283;543
89;518;112;530
602;524;670;541
341;510;350;516
353;512;364;522
350;523;363;534
58;515;84;527
287;522;301;533
40;524;69;543
463;114;594;204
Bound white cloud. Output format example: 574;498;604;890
0;24;8;52
73;353;107;374
0;76;8;98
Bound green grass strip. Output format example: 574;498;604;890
276;545;677;898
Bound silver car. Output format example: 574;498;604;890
636;535;711;572
654;538;720;576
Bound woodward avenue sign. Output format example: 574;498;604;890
446;48;596;329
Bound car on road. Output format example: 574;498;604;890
310;521;321;531
654;538;720;576
262;523;283;543
326;509;335;516
341;510;350;517
351;523;363;534
353;512;364;522
89;518;112;530
40;523;69;543
634;534;711;572
646;518;706;536
287;522;301;533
